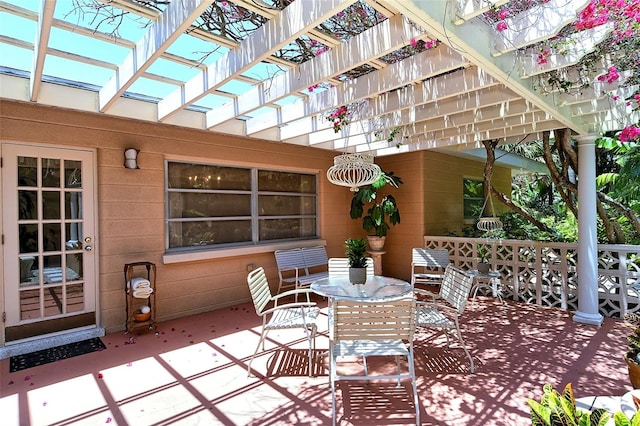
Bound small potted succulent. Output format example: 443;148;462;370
345;237;368;284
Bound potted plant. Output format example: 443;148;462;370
476;244;491;274
624;313;640;389
527;382;640;425
345;237;368;284
350;170;403;251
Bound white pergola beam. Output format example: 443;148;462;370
453;0;508;24
384;0;588;137
280;66;495;141
30;0;56;102
158;0;357;121
99;0;213;112
492;0;589;55
271;45;469;139
210;13;427;129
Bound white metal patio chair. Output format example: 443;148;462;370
328;257;375;276
330;297;420;425
414;264;476;373
410;248;450;287
246;267;320;377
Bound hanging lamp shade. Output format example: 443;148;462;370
327;153;382;192
477;217;503;232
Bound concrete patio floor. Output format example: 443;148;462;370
0;295;631;425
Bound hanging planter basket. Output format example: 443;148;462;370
477;217;503;232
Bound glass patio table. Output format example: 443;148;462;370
310;275;412;301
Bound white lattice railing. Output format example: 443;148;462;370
424;236;640;318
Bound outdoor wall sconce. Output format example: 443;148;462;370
124;148;139;169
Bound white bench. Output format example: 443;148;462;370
275;246;329;293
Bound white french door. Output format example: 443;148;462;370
2;143;97;342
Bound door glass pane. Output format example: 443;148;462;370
65;160;82;188
20;289;40;320
18;156;37;187
65;192;83;219
65;223;83;248
18;190;37;220
19;256;37;285
43;223;62;252
66;253;83;280
43;255;62;283
43;191;61;220
67;284;84;313
42;158;61;188
44;286;63;317
19;224;38;253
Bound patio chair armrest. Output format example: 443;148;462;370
430;302;458;316
262;301;317;316
272;288;313;304
414;288;440;301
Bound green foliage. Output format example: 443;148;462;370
476;244;490;262
527;383;611;426
528;383;640;426
625;313;640;364
350;170;403;237
345;238;368;268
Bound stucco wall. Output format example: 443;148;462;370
1;99;511;334
0;99;351;333
374;150;512;282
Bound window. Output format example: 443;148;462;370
463;178;484;220
166;161;317;250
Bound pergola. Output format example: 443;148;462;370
1;0;638;325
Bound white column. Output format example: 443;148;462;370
573;134;604;326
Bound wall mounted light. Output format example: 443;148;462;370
124;148;139;169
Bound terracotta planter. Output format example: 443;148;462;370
367;236;386;251
625;354;640;389
349;267;367;285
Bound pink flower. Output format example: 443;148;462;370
619;125;640;142
410;38;417;47
497;8;509;20
496;21;508;32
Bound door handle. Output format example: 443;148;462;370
84;245;93;251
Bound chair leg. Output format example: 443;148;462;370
247;329;268;376
330;348;337;426
307;325;317;377
408;348;420;425
394;355;402;387
453;319;475;373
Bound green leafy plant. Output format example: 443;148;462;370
625;313;640;365
345;238;368;268
350;170;403;237
476;244;490;263
527;382;640;426
527;383;610;425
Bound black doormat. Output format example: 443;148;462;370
9;337;106;372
